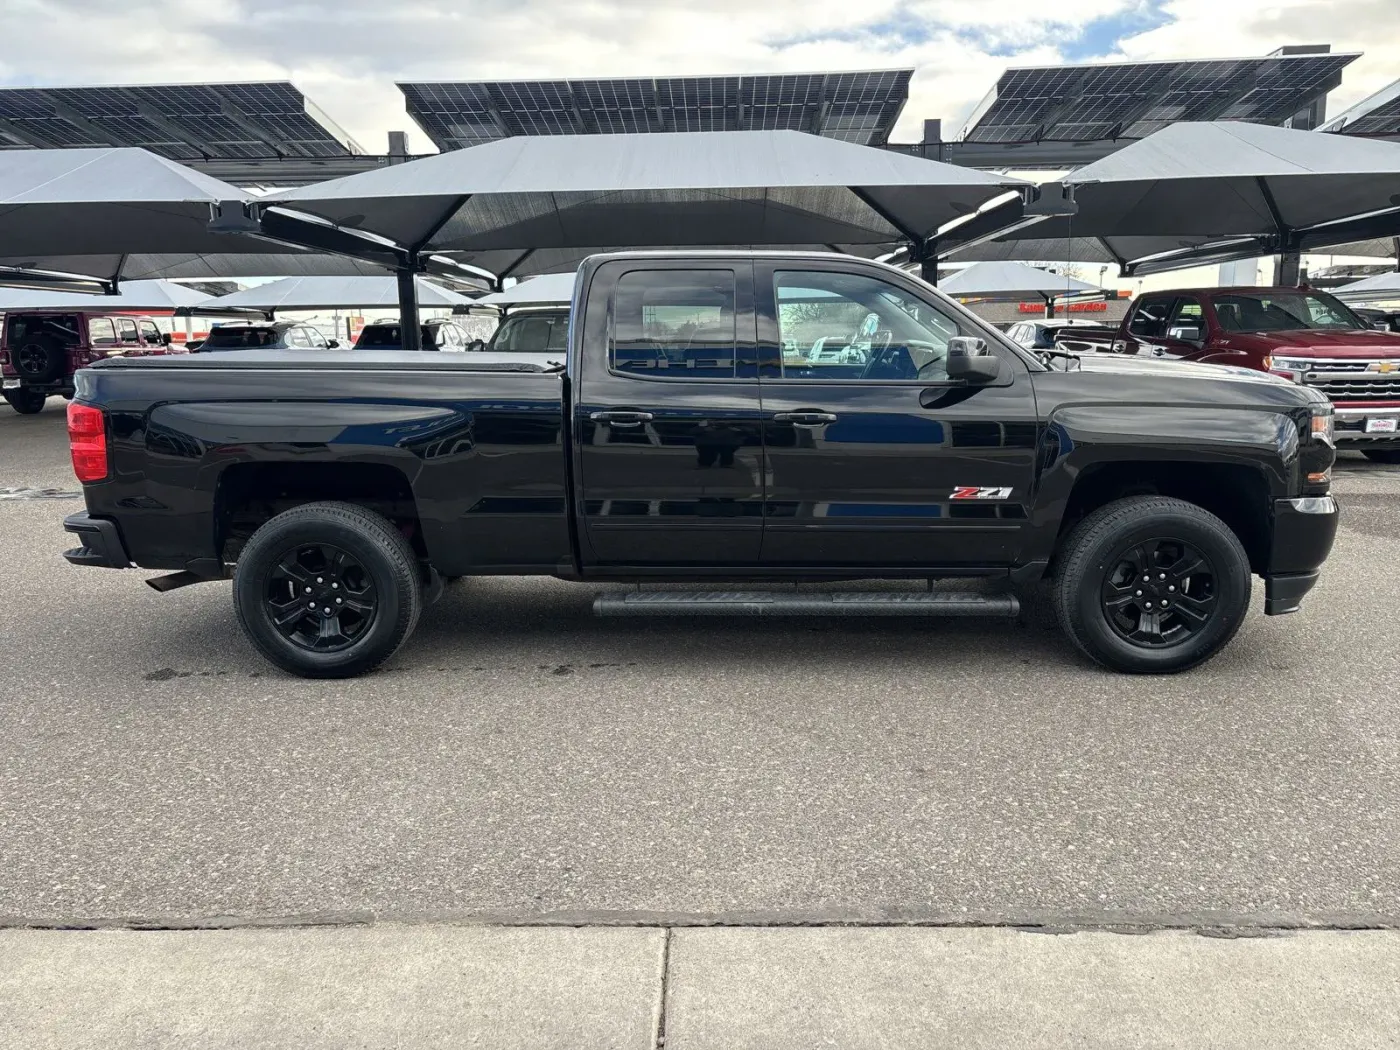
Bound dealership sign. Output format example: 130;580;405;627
1018;300;1107;313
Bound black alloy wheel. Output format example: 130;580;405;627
234;501;423;678
1053;495;1251;674
264;543;378;652
1100;538;1217;648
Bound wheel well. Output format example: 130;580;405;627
215;462;425;564
1059;461;1271;573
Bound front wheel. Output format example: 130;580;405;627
3;387;47;414
1362;449;1400;465
1053;496;1251;674
233;501;423;678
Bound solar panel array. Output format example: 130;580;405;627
1321;78;1400;136
961;53;1358;144
0;83;361;159
400;71;913;151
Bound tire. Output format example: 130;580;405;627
13;336;66;384
3;388;47;414
1053;496;1251;674
1362;449;1400;465
233;501;423;678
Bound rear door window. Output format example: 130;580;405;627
610;270;738;378
88;317;118;346
116;318;140;345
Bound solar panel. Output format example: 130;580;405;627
400;70;912;151
961;53;1358;145
0;82;362;160
1320;76;1400;137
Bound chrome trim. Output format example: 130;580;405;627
1281;497;1337;515
1333;406;1400;418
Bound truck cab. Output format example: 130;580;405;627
1;310;178;414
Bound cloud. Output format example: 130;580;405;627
0;0;1395;153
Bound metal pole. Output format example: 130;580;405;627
1274;251;1301;287
397;264;421;351
920;257;938;286
1044;295;1056;319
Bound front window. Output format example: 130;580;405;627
1214;291;1364;333
774;270;963;381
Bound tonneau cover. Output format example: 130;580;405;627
91;349;562;372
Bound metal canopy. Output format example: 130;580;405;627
474;273;576;307
1333;271;1400;300
1023;121;1400;274
195;275;475;312
1320;77;1400;137
937;261;1098;299
962;52;1357;146
0;82;362;160
401;71;913;151
267;129;1026;261
0;279;213;311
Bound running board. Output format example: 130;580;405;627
592;590;1019;618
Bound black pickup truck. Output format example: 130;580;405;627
62;251;1339;678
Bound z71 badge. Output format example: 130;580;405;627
951;486;1013;500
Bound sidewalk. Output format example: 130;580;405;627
3;925;1398;1049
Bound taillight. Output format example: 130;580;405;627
67;402;108;483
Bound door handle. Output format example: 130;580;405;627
773;411;837;426
590;410;654;427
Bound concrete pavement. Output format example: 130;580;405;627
3;925;1398;1049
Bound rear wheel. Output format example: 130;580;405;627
13;336;66;384
3;388;47;414
1053;496;1251;673
233;501;422;678
1362;449;1400;465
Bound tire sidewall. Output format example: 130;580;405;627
235;516;412;676
1069;511;1251;672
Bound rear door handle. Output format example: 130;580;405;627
773;410;838;426
590;410;654;427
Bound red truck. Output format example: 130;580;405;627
1055;287;1400;463
1;310;182;414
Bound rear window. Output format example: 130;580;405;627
5;314;81;347
203;327;279;349
356;324;440;348
489;312;569;353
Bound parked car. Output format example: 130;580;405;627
354;319;472;350
1352;306;1400;334
62;251;1337;679
0;311;177;414
1052;287;1400;462
1004;319;1102;350
472;307;570;353
193;322;339;352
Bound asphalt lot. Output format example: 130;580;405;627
2;398;1399;928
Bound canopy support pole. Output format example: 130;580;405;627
397;260;421;351
1274;250;1302;287
1043;294;1056;319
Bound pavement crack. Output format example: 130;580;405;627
653;927;673;1050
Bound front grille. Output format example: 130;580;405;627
1311;377;1400;401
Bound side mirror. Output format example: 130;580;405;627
327;339;340;348
467;339;486;352
161;332;173;346
945;336;999;382
1167;324;1203;343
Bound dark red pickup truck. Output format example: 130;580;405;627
1055;287;1400;462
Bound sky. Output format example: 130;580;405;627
0;0;1397;154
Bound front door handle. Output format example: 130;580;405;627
773;410;838;426
590;410;654;427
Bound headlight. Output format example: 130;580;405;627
1310;403;1334;447
1271;357;1313;375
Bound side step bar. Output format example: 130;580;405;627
593;590;1019;618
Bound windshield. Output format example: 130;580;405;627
1214;292;1365;333
488;311;569;353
